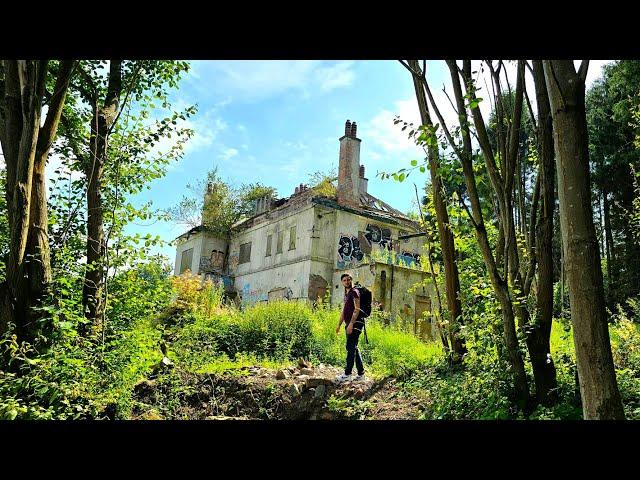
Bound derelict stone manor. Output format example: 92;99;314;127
174;120;438;338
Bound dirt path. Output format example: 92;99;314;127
132;360;425;420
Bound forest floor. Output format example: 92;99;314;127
130;360;427;420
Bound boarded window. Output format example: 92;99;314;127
289;225;297;250
239;242;252;264
180;248;193;274
266;234;272;256
276;231;283;254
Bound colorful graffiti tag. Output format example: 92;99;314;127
199;249;225;273
399;251;421;266
203;272;234;290
240;283;268;305
228;251;239;271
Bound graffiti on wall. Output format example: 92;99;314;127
203;272;234;290
337;224;421;269
337;234;364;269
240;282;268;305
399;251;421;266
199;249;225;273
364;224;393;250
228;251;239;271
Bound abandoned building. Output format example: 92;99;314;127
174;120;438;339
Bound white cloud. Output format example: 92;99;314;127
283;141;309;150
219;148;238;161
317;61;355;91
361;98;425;169
186;61;356;102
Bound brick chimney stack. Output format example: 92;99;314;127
359;165;368;195
337;119;361;206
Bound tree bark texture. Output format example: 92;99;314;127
82;60;121;326
527;60;558;405
0;60;75;341
543;60;624;420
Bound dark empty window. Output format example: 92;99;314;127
266;234;272;256
180;248;193;274
239;242;252;264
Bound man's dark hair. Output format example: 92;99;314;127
340;273;352;280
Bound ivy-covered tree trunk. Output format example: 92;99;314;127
408;60;466;363
82;60;121;327
527;60;558;406
543;60;624;420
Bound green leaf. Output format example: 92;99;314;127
410;159;418;167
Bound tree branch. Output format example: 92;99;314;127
577;60;590;84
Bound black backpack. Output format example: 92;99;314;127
356;285;373;318
354;284;372;344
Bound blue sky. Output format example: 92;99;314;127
131;60;442;262
127;60;610;264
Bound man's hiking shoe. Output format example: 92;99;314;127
354;373;366;382
335;373;352;383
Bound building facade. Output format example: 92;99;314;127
174;120;439;339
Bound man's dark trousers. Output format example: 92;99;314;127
345;324;364;376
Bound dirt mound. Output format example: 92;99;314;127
131;362;422;420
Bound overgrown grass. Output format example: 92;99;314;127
168;292;443;379
4;266;639;421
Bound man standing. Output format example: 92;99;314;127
335;273;366;382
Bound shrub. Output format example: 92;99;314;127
171;301;315;369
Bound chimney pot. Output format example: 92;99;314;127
295;186;300;194
359;165;365;178
345;120;351;136
351;121;357;138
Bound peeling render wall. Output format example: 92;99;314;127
227;198;317;306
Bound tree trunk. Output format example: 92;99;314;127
543;60;625;420
82;60;121;327
527;60;558;406
408;60;466;363
26;61;75;325
603;186;615;300
0;60;48;340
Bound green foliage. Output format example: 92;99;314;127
587;60;640;304
308;169;338;198
170;167;279;234
0;259;172;420
171;301;314;368
327;395;374;419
